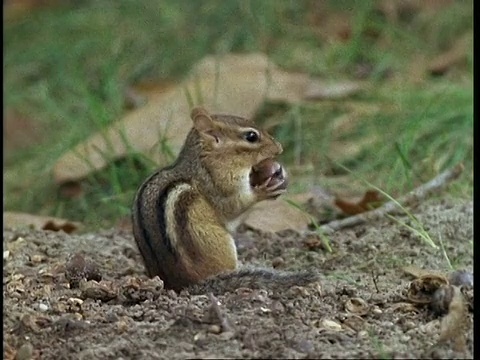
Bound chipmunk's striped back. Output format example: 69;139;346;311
132;166;185;288
132;167;238;291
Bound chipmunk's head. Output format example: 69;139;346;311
190;107;283;167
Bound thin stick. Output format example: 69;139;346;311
371;269;380;294
208;293;234;333
311;163;465;235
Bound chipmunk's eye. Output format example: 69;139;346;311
243;130;260;143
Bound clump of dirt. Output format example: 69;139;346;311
3;199;473;359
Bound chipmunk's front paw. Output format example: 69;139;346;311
250;158;288;200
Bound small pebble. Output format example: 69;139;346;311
208;324;222;334
403;320;416;331
400;335;411;343
37;303;49;312
116;320;128;333
67;298;84;306
357;330;368;338
322;319;342;331
193;332;206;342
371;306;383;315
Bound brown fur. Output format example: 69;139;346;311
132;107;319;293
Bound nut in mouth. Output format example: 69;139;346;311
250;158;288;190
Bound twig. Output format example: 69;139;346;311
208;293;234;333
310;163;464;235
371;270;380;293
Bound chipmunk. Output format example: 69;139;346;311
132;107;319;294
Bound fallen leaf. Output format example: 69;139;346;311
334;190;382;216
242;198;311;233
4;211;82;233
53;53;348;185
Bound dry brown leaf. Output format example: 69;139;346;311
53;53;337;185
4;211;82;233
242;198;311;233
334;190;382;216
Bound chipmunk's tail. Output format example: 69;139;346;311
186;267;320;295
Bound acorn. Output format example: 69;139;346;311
250;158;288;190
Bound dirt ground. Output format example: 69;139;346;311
3;199;473;359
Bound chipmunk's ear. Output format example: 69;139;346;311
191;107;223;146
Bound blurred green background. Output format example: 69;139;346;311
4;0;473;229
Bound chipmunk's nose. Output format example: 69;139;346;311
274;139;283;155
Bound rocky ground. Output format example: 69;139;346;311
3;199;473;359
